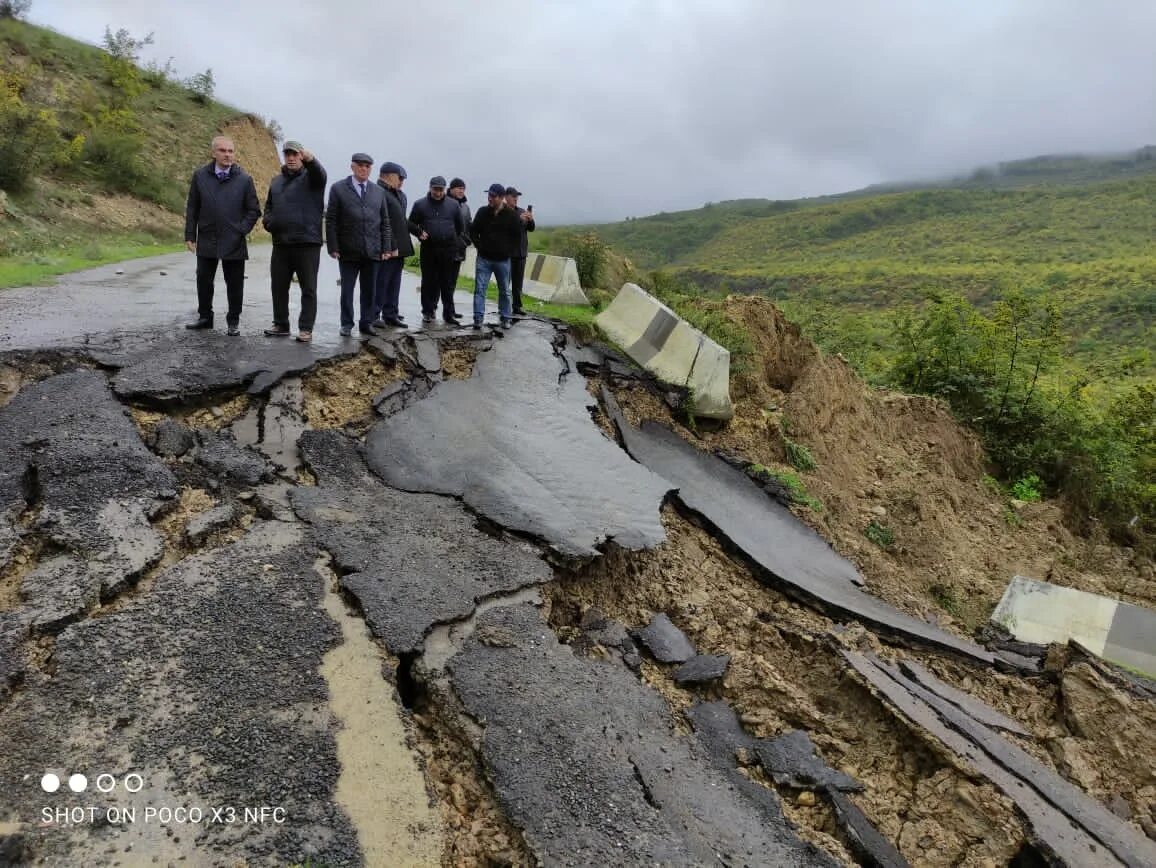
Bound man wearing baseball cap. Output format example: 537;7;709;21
503;186;535;316
408;175;466;325
469;183;522;329
261;140;327;342
325;153;394;337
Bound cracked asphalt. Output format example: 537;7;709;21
2;249;1120;867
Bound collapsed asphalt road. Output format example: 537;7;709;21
2;253;1152;866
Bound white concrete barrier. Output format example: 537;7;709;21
991;575;1156;677
461;249;589;306
595;283;734;420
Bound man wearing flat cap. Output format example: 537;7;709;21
325;153;393;337
504;186;535;316
408;175;467;325
372;161;412;328
261;140;326;342
470;183;522;329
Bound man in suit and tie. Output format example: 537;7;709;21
325;153;394;337
183;135;261;335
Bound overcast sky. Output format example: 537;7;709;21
31;1;1156;223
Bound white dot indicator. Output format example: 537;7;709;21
41;773;61;793
124;773;144;793
68;773;88;793
96;774;116;793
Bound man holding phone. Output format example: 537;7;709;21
503;186;535;316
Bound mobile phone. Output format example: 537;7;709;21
528;205;533;212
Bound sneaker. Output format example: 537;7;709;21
295;331;312;343
501;318;512;329
339;326;352;337
472;320;482;330
185;318;213;330
226;325;241;336
264;324;290;337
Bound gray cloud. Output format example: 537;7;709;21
32;0;1156;222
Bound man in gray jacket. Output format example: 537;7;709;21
261;140;326;342
448;177;472;294
184;135;261;335
325;153;393;337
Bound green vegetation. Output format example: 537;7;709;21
540;150;1156;549
928;583;963;618
0;17;253;263
0;235;180;287
750;464;823;512
864;520;895;549
784;438;817;472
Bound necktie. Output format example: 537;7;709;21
358;182;365;198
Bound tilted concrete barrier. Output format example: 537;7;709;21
461;249;589;306
991;575;1156;677
595;283;734;420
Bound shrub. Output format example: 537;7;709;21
1010;473;1043;503
864;520;895;548
0;71;65;192
0;0;32;19
553;231;606;288
784;438;817;471
186;68;215;104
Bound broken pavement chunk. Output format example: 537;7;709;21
825;787;909;868
186;502;240;546
755;730;862;792
635;613;696;663
152;417;196;457
673;653;730;684
897;659;1030;736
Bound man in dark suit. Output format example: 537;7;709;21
325;153;394;337
184;135;261;335
372;161;412;329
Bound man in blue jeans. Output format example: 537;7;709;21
469;183;522;329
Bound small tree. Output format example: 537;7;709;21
186;68;214;103
0;1;32;20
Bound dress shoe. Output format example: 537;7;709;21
295;331;312;343
421;314;435;324
339;326;352;337
472;320;482;330
384;317;406;328
226;325;241;336
513;308;526;316
371;319;388;329
264;324;290;337
185;318;213;330
358;325;375;336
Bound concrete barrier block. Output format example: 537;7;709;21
596;283;734;420
991;576;1156;676
460;250;589;305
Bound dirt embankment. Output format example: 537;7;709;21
600;296;1156;857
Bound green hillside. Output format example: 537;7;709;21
537;152;1156;546
0;16;280;285
543;154;1156;387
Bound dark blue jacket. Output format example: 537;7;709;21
263;158;327;246
408;193;465;249
184;162;261;260
325;176;393;260
377;180;414;258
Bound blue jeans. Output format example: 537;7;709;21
473;256;511;322
338;258;378;329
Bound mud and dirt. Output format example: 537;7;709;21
302;350;404;433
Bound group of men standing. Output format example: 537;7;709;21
183;136;535;341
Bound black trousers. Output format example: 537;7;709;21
270;244;321;331
196;257;245;325
510;256;527;312
420;245;457;320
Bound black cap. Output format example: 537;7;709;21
351;152;373;165
505;186;522;196
449;177;466;190
487;182;506;196
429;175;447;188
380;161;407;179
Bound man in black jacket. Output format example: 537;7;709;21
372;161;412;329
470;183;522;329
184;135;261;335
325;153;394;337
447;177;471;293
261;140;326;342
503;185;535;316
409;175;466;325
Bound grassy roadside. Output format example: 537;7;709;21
0;233;183;289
